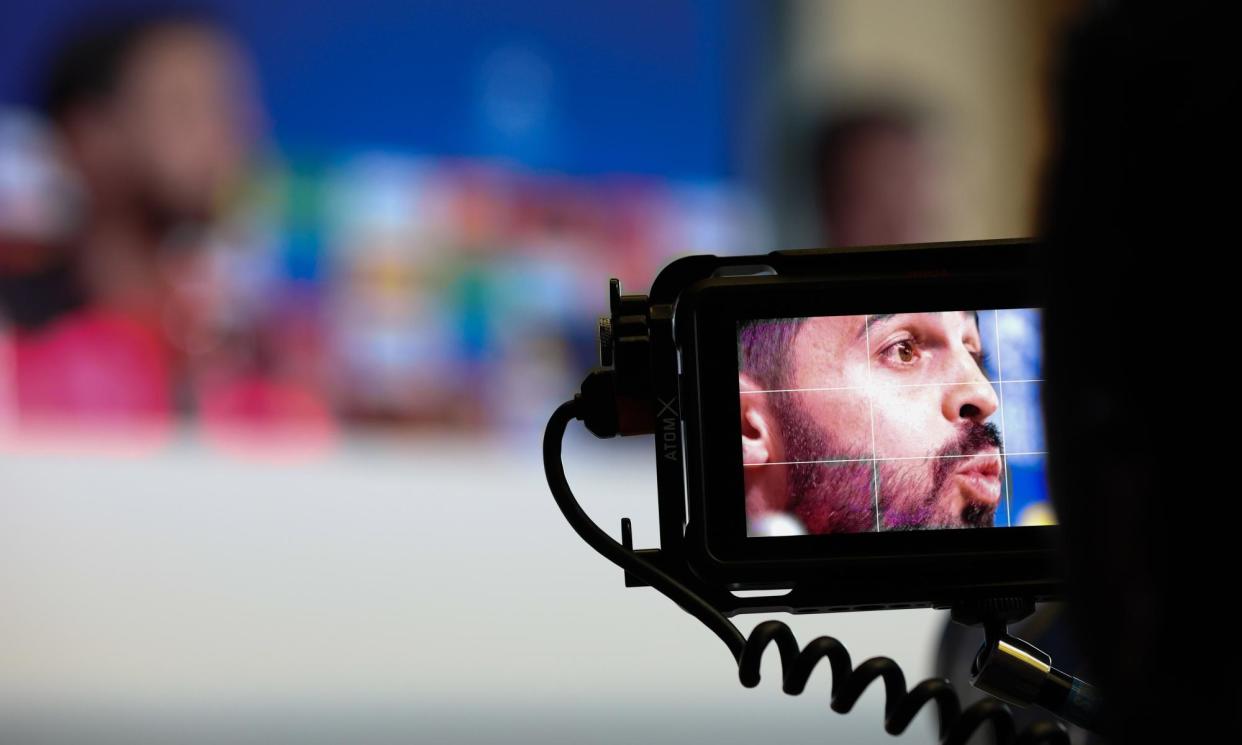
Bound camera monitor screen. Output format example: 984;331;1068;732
738;309;1049;536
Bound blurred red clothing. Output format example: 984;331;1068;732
6;307;172;428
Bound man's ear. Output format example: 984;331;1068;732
739;373;777;465
740;373;788;516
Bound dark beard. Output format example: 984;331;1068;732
775;392;877;533
879;421;1003;530
776;393;1003;533
788;454;877;533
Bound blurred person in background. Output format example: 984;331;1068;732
812;103;943;248
0;12;329;438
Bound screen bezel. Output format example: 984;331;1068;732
676;270;1059;594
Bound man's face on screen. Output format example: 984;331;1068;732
779;311;1002;532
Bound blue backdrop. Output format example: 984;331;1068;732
0;0;765;179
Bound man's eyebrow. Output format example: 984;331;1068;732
857;313;896;341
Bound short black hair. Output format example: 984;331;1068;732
38;9;216;123
737;318;805;392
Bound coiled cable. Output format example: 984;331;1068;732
544;398;1072;745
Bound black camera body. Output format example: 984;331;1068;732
585;238;1061;616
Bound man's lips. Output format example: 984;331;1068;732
953;450;1003;506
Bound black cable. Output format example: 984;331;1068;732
544;399;1072;745
544;398;745;654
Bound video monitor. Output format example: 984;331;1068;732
738;309;1048;536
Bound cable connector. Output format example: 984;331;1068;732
968;611;1104;733
577;368;619;438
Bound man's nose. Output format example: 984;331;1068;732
941;351;999;424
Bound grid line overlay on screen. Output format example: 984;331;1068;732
863;314;882;532
994;308;1013;526
741;310;1045;531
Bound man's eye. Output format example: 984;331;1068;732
884;339;919;365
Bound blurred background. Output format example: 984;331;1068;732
1;1;1080;743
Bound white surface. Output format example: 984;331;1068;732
1;429;950;743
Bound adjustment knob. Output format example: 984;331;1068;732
598;316;614;366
